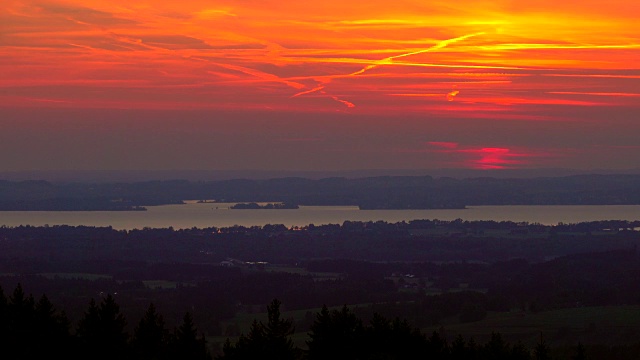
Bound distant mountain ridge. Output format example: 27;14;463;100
2;167;640;183
2;173;640;210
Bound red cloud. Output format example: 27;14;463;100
427;142;548;169
427;141;459;149
461;147;527;169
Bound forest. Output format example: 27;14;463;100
1;287;606;360
1;219;640;358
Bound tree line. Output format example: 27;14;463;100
3;220;639;265
6;282;640;359
0;283;209;360
221;299;590;360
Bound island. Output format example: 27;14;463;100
230;202;299;209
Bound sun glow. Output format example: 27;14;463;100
1;0;639;170
2;0;638;114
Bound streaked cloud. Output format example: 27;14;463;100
426;142;554;169
0;0;638;171
2;0;637;113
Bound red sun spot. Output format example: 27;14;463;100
464;147;527;169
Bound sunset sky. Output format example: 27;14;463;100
1;0;639;173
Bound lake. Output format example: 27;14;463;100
0;201;639;230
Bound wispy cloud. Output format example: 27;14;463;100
1;0;639;114
426;142;555;169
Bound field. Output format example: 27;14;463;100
39;273;113;280
426;305;640;348
263;265;342;281
209;304;640;354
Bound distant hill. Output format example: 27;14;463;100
2;168;640;182
1;173;640;210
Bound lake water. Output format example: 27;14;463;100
0;201;639;230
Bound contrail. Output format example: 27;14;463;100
212;62;306;89
349;32;486;76
330;95;355;108
290;85;356;108
291;85;325;98
292;32;485;107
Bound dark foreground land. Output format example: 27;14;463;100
2;219;640;358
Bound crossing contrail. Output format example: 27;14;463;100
291;31;486;107
349;32;486;76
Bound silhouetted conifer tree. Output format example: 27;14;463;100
450;334;470;360
7;283;36;360
481;332;510;360
132;303;169;360
572;342;587;360
511;341;532;360
358;312;430;359
33;294;72;358
0;286;7;351
467;338;479;359
534;334;552;360
389;317;429;359
218;299;298;360
366;312;392;347
306;305;363;360
75;294;129;360
168;312;210;360
222;319;267;360
263;299;298;360
427;330;450;360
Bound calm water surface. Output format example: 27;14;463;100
0;201;639;230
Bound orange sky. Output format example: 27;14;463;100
1;0;639;172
